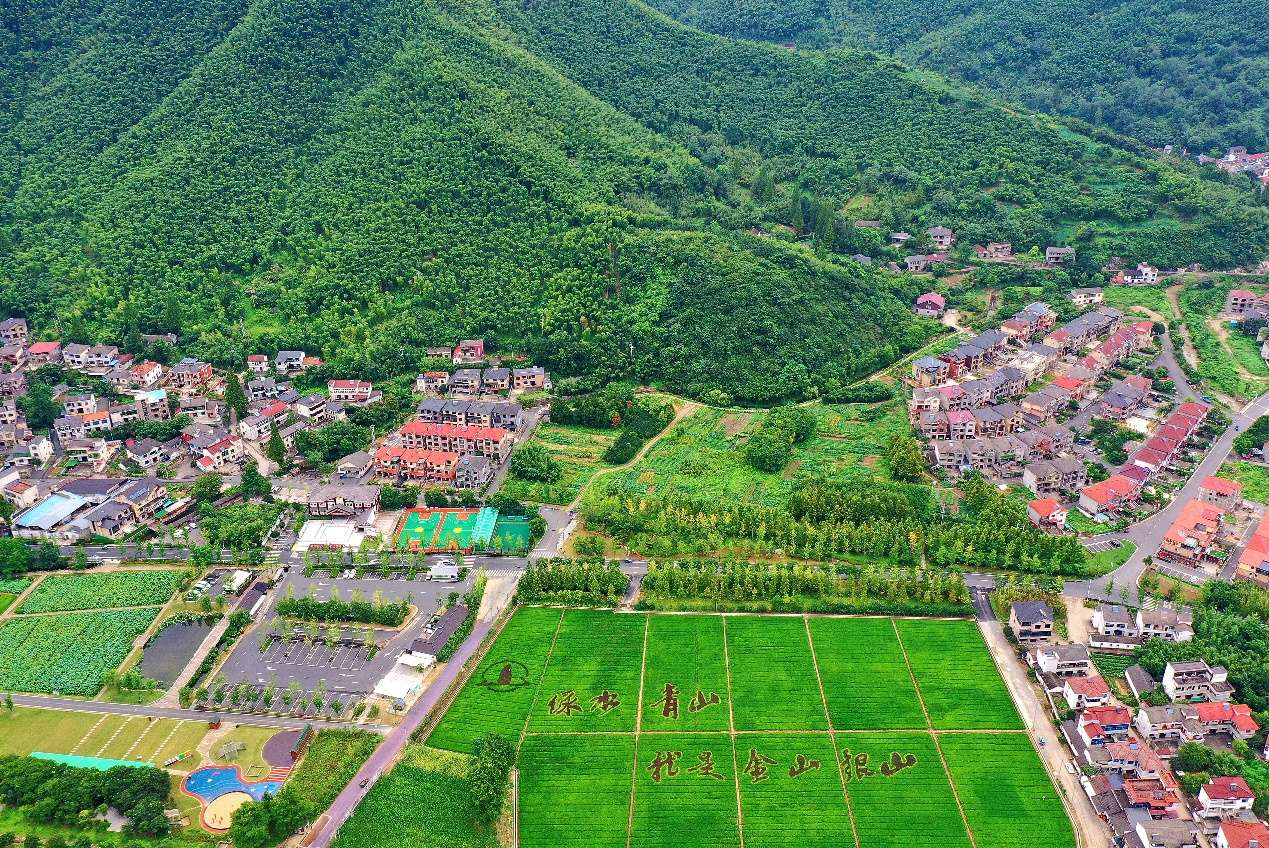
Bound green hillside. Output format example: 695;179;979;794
2;0;1267;402
645;0;1269;152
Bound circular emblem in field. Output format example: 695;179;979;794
479;659;531;692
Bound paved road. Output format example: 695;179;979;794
10;693;388;733
975;616;1106;848
1067;389;1269;602
306;601;506;848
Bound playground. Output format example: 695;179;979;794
394;507;499;552
179;727;303;831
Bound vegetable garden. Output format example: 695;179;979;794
0;609;161;695
17;569;185;613
425;608;1072;848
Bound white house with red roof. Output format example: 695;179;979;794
327;379;378;405
1063;674;1112;710
1216;820;1269;848
1198;777;1256;818
452;339;485;364
1077;705;1132;747
130;360;164;388
1193;701;1260;739
1079;474;1139;517
914;291;946;318
196;435;244;471
1027;497;1067;530
247;354;269;374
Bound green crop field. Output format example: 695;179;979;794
16;570;184;613
426;608;1070;848
0;609;161;695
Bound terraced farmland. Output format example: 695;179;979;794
427;608;1071;848
17;569;185;613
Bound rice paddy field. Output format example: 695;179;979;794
595;401;908;509
427;608;1070;848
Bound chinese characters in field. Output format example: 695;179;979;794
650;682;722;720
547;688;622;716
646;748;915;785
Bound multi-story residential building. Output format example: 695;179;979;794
1198;777;1256;819
1029;642;1091;676
1198;476;1243;509
1156;499;1230;568
1009;601;1054;644
1064;675;1112;709
1162;660;1234;702
398;421;513;462
512;366;548;390
1022;457;1086;496
452;339;485;364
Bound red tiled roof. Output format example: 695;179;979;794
1125;374;1152;392
1029;498;1062;518
328;379;371;390
1065;675;1110;698
1218;820;1269;848
400;421;510;442
1194;701;1259;733
1175;401;1210;419
247;354;267;362
947;410;975;425
1144;436;1179;455
1131;320;1154;334
261;401;288;418
1120;464;1151;484
1082;475;1137;506
1132;447;1169;468
1052;376;1084;392
1230;289;1256;299
27;341;60;354
916;292;945;307
1082;705;1131;726
1202;776;1253;801
1200;476;1242;497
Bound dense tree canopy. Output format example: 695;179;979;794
2;0;1265;404
646;0;1269;152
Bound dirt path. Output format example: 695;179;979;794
1206;316;1265;381
564;399;699;511
1165;284;1200;369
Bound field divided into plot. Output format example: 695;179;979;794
16;569;184;613
428;609;1069;848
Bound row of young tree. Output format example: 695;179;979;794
637;559;971;615
0;757;171;836
515;558;630;606
582;483;1087;575
276;591;411;627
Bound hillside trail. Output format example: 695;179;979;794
1165;284;1200;369
1206;315;1266;382
564;398;700;512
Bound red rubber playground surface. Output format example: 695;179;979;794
394;507;484;552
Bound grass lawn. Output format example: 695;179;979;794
1086;541;1136;577
940;733;1075;848
895;619;1022;730
0;707;208;768
210;725;279;778
428;607;563;753
1101;286;1173;318
500;423;617;505
1218;461;1269;503
331;746;499;848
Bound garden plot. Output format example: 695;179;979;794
17;570;184;613
427;610;1071;848
0;608;160;695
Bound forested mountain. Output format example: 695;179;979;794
2;0;1267;402
645;0;1269;152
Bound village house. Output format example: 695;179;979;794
167;358;213;389
974;242;1012;260
1198;476;1243;510
450;368;482;394
374;446;460;484
62;394;98;417
1023;457;1087;496
512;366;548;390
481;368;511;392
328;379;376;405
416;371;450;394
85;344;119;370
196;435;244;472
179;395;223;426
1009;600;1054;644
1029;642;1091;676
912;356;951;387
1090;604;1144;650
398;421;514;462
1156;499;1231;569
914;291;946;317
0;371;27;399
1138;607;1194;642
463;401;494;427
1192;701;1260;740
491;401;524;431
294;394;327;422
1077;705;1132;748
26;340;61;365
0;344;26;370
61;343;89;370
1134;703;1201;746
1079;474;1139;517
1068;287;1103;307
1020;384;1071;422
452;339;486;364
247;354;269;374
1236;510;1269;588
1217;820;1269;848
1113;263;1160;286
1198;777;1256;819
1027;497;1068;529
1162;660;1234;702
130;360;164;388
906;255;932;273
0;318;28;346
247;377;279;401
307;483;380;525
125;438;166;469
1046;246;1076;266
889;231;911;246
454;454;493;489
274;350;305;373
1064;674;1112;710
336;451;374;478
927;225;956;250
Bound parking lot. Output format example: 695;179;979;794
1083;538;1123;554
215;567;478;695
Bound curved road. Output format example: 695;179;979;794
1067;389;1269;603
